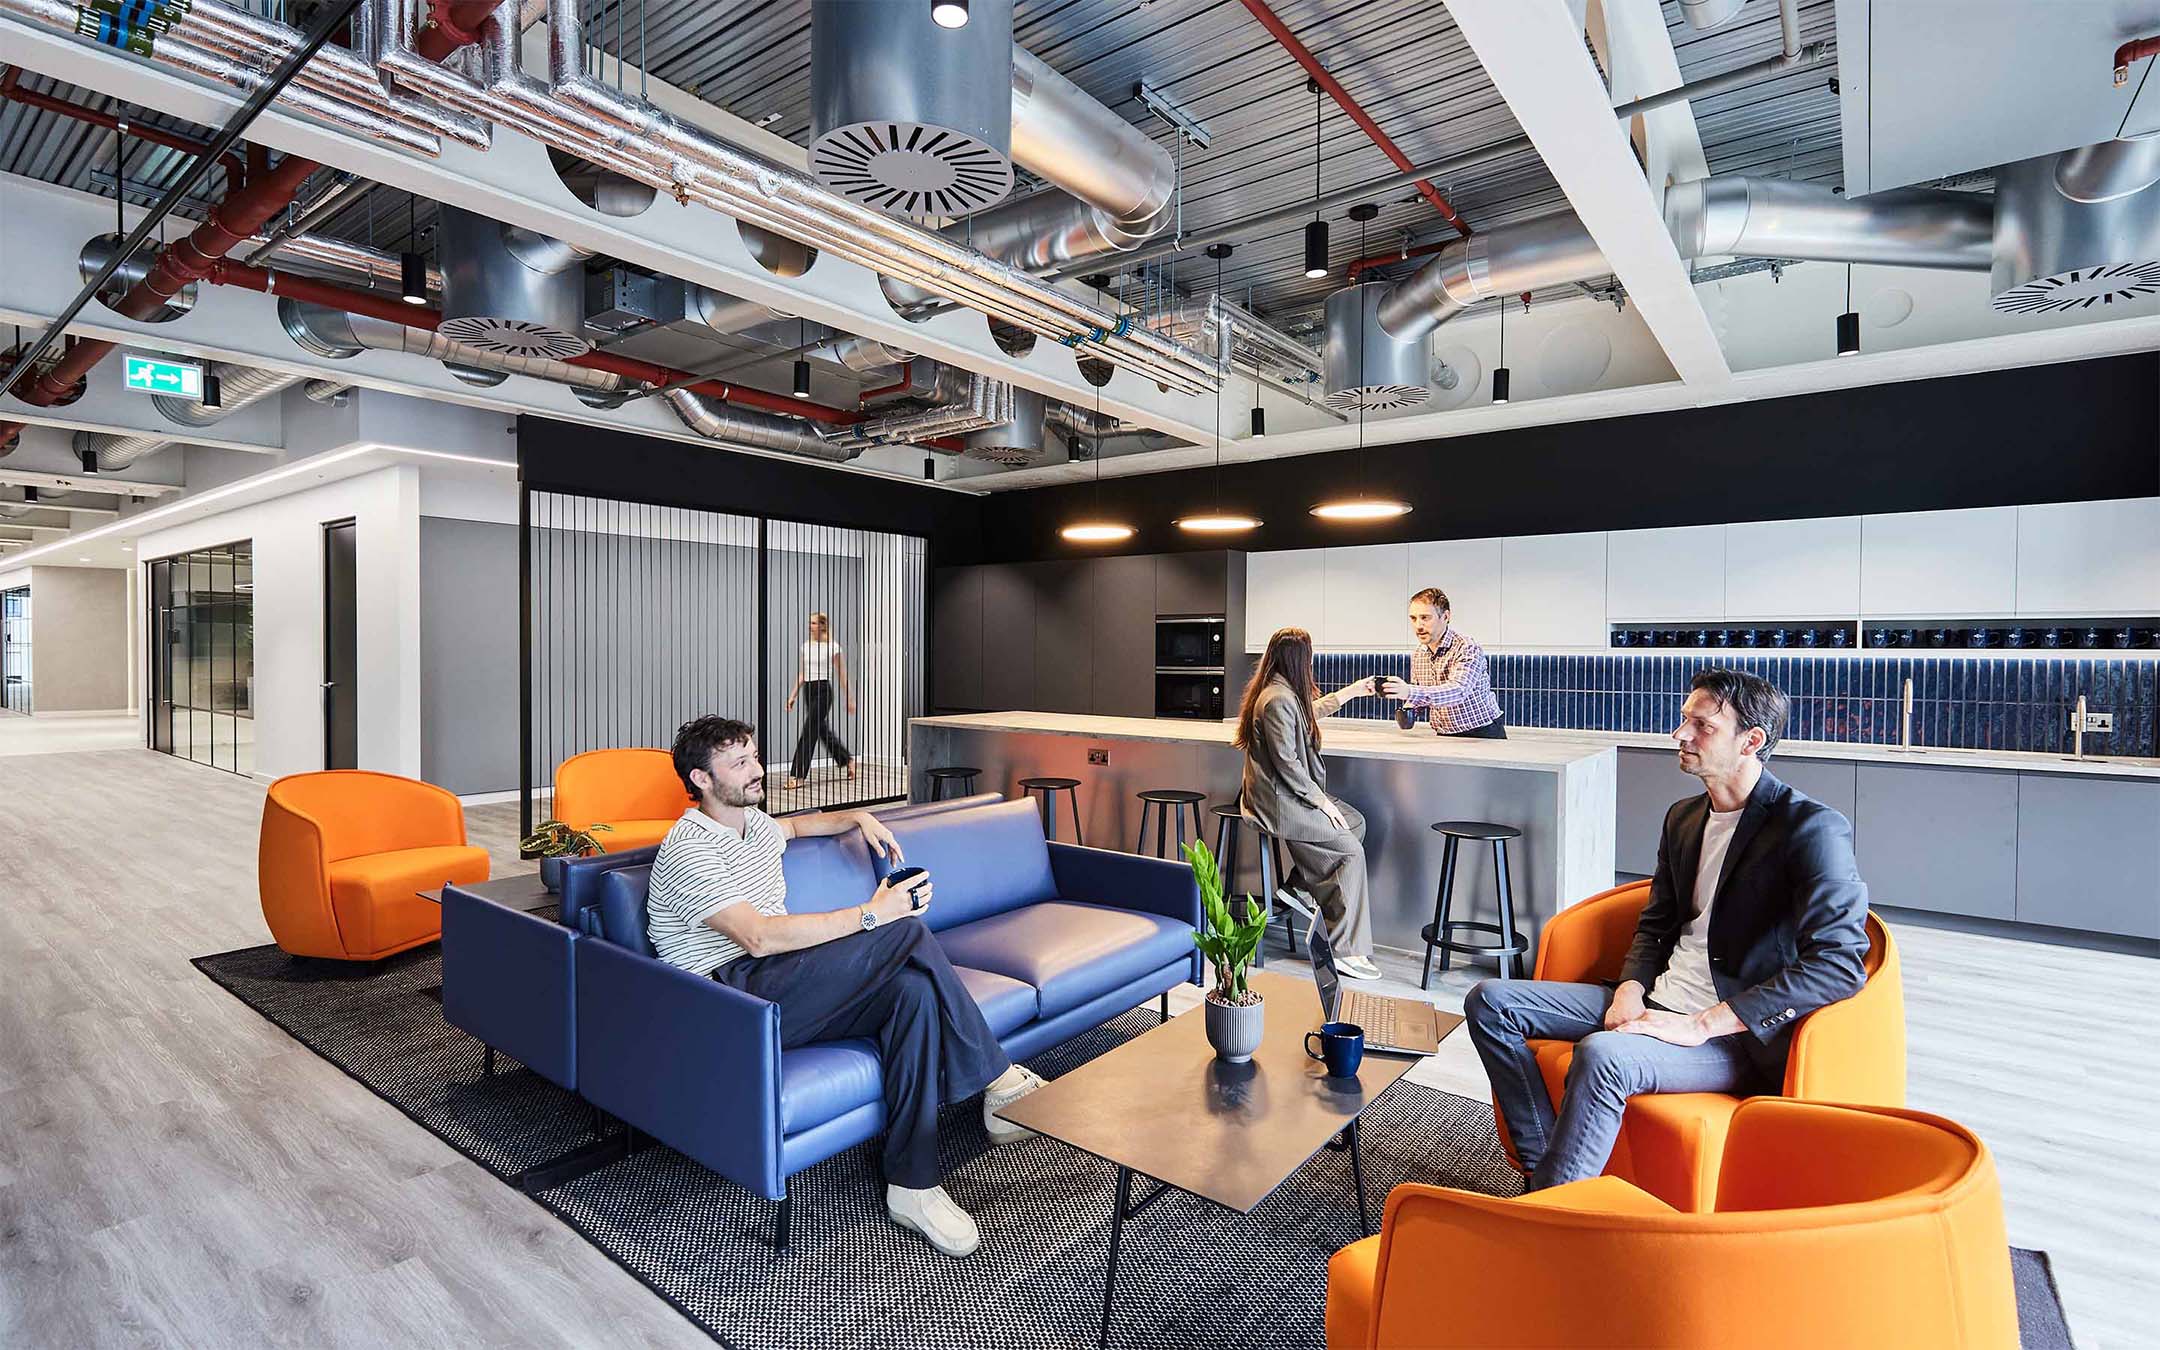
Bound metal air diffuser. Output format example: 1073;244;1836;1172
961;386;1048;465
436;206;592;360
1324;283;1431;412
1990;138;2160;315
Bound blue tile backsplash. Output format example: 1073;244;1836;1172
1308;652;2160;757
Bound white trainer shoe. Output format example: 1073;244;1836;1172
1337;955;1385;981
983;1064;1047;1144
886;1183;981;1257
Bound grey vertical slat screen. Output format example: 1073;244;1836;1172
525;490;926;828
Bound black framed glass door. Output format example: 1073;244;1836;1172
146;540;254;774
0;585;28;715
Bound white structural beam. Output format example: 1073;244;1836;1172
1445;0;1731;387
0;466;185;498
0;16;1226;447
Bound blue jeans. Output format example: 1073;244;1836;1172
1464;979;1765;1190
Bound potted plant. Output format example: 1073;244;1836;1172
520;820;612;892
1183;838;1271;1063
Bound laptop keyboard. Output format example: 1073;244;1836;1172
1339;990;1400;1046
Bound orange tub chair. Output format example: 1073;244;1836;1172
259;770;490;960
1326;1098;2019;1349
1502;879;1905;1211
550;748;686;852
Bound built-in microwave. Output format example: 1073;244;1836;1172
1156;616;1226;668
1155;669;1224;720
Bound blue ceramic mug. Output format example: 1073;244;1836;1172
1304;1021;1365;1078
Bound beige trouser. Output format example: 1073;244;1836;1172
1282;797;1374;958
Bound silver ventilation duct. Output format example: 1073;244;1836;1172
807;0;1017;219
1326;284;1434;411
661;389;861;462
1991;138;2160;314
280;297;625;391
1663;177;1994;272
75;361;303;470
1376;208;1607;344
78;233;199;317
1678;0;1748;29
818;373;1016;452
960;386;1048;465
437;204;593;359
303;380;352;404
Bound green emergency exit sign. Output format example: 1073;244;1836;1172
122;354;203;399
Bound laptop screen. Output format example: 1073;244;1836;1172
1306;921;1341;1021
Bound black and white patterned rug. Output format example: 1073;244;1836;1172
194;939;2073;1349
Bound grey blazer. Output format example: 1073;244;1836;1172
1240;677;1345;844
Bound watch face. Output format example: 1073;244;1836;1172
861;909;876;931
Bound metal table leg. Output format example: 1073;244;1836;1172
1348;1116;1370;1237
1100;1166;1133;1349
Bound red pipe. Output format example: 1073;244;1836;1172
0;66;247;188
859;360;915;404
1347;239;1448;279
417;0;513;61
2117;34;2160;86
1234;0;1473;242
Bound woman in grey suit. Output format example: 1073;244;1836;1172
1233;628;1384;980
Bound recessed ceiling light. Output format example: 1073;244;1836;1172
755;111;784;128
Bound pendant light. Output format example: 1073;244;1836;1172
1061;280;1136;544
792;317;813;397
930;0;968;28
1178;245;1262;535
399;194;427;305
1302;79;1329;278
1836;264;1860;356
1312;204;1411;522
1249;405;1266;437
1492;293;1511;404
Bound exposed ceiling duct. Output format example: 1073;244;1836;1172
815;372;1016;453
1662;177;1995;272
1991;138;2160;314
75;362;304;470
1677;0;1749;30
1374;207;1608;345
1326;283;1432;411
661;388;862;463
436;204;594;359
280;297;626;392
807;0;1017;220
960;386;1048;465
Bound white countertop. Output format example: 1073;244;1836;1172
911;712;1612;773
1498;726;2160;780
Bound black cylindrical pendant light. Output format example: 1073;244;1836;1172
1301;78;1329;279
1492;292;1511;404
1836;264;1860;356
793;316;813;397
1303;219;1330;279
1250;404;1266;437
201;372;221;408
399;251;427;305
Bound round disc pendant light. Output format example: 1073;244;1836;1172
1061;279;1137;544
1313;204;1410;522
1178;244;1260;535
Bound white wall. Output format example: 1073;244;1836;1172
1244;497;2160;652
134;463;422;779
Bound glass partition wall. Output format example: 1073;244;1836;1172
0;586;29;714
147;541;254;775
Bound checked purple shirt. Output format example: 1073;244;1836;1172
1404;628;1504;734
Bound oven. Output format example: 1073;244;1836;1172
1155;669;1224;720
1155;616;1226;668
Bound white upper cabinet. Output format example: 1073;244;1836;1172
2013;498;2160;617
1245;547;1324;651
1606;524;1726;620
1501;532;1608;648
1860;507;2019;618
1406;537;1505;643
1320;544;1411;648
1725;516;1862;619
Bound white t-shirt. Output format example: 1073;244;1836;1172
800;639;842;682
646;807;789;975
1650;805;1743;1015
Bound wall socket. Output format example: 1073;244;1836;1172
1087;748;1110;765
2074;711;2114;732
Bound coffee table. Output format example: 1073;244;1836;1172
995;969;1454;1348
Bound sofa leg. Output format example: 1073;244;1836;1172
1158;992;1169;1024
773;1192;793;1252
481;1045;497;1079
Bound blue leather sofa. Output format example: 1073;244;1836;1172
443;796;1200;1243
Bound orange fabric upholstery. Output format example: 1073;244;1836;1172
551;748;684;853
259;771;489;960
1495;881;1904;1210
1327;1099;2019;1350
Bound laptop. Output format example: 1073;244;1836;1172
1284;895;1444;1056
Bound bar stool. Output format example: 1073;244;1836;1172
1135;789;1206;859
927;766;980;801
1210;802;1300;962
1019;776;1084;844
1420;820;1528;988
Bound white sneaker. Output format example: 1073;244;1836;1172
886;1183;981;1257
1337;955;1385;981
984;1065;1047;1144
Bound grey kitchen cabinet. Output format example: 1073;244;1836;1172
2014;774;2160;938
978;565;1037;712
1091;553;1159;717
1157;550;1232;616
1029;560;1094;714
1854;763;2019;919
931;566;983;712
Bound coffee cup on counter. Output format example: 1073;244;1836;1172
1828;627;1851;648
1395;704;1419;732
1867;628;1891;648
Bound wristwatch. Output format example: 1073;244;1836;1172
859;905;878;932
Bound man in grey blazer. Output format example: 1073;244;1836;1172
1236;628;1384;979
1464;668;1871;1189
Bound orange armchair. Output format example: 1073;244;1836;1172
551;748;685;852
1501;880;1904;1211
259;770;490;960
1327;1098;2019;1349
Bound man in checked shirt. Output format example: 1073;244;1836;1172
1379;587;1508;738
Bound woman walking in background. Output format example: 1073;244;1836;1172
785;612;855;790
1234;627;1384;980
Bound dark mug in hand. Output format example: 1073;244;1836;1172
885;865;929;909
1304;1021;1365;1078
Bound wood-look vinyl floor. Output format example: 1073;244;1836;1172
2;740;2152;1346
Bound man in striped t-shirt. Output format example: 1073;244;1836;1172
646;715;1046;1258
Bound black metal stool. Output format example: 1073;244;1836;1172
1421;820;1528;988
927;766;980;801
1210;802;1300;963
1135;789;1206;859
1019;776;1084;844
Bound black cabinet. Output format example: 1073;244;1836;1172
1157;551;1230;616
1091;554;1158;717
1029;560;1093;713
978;565;1037;712
931;566;983;712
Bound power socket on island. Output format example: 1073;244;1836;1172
1088;748;1110;765
2074;711;2114;733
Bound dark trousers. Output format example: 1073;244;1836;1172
713;916;1010;1189
1443;714;1508;739
790;679;852;779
